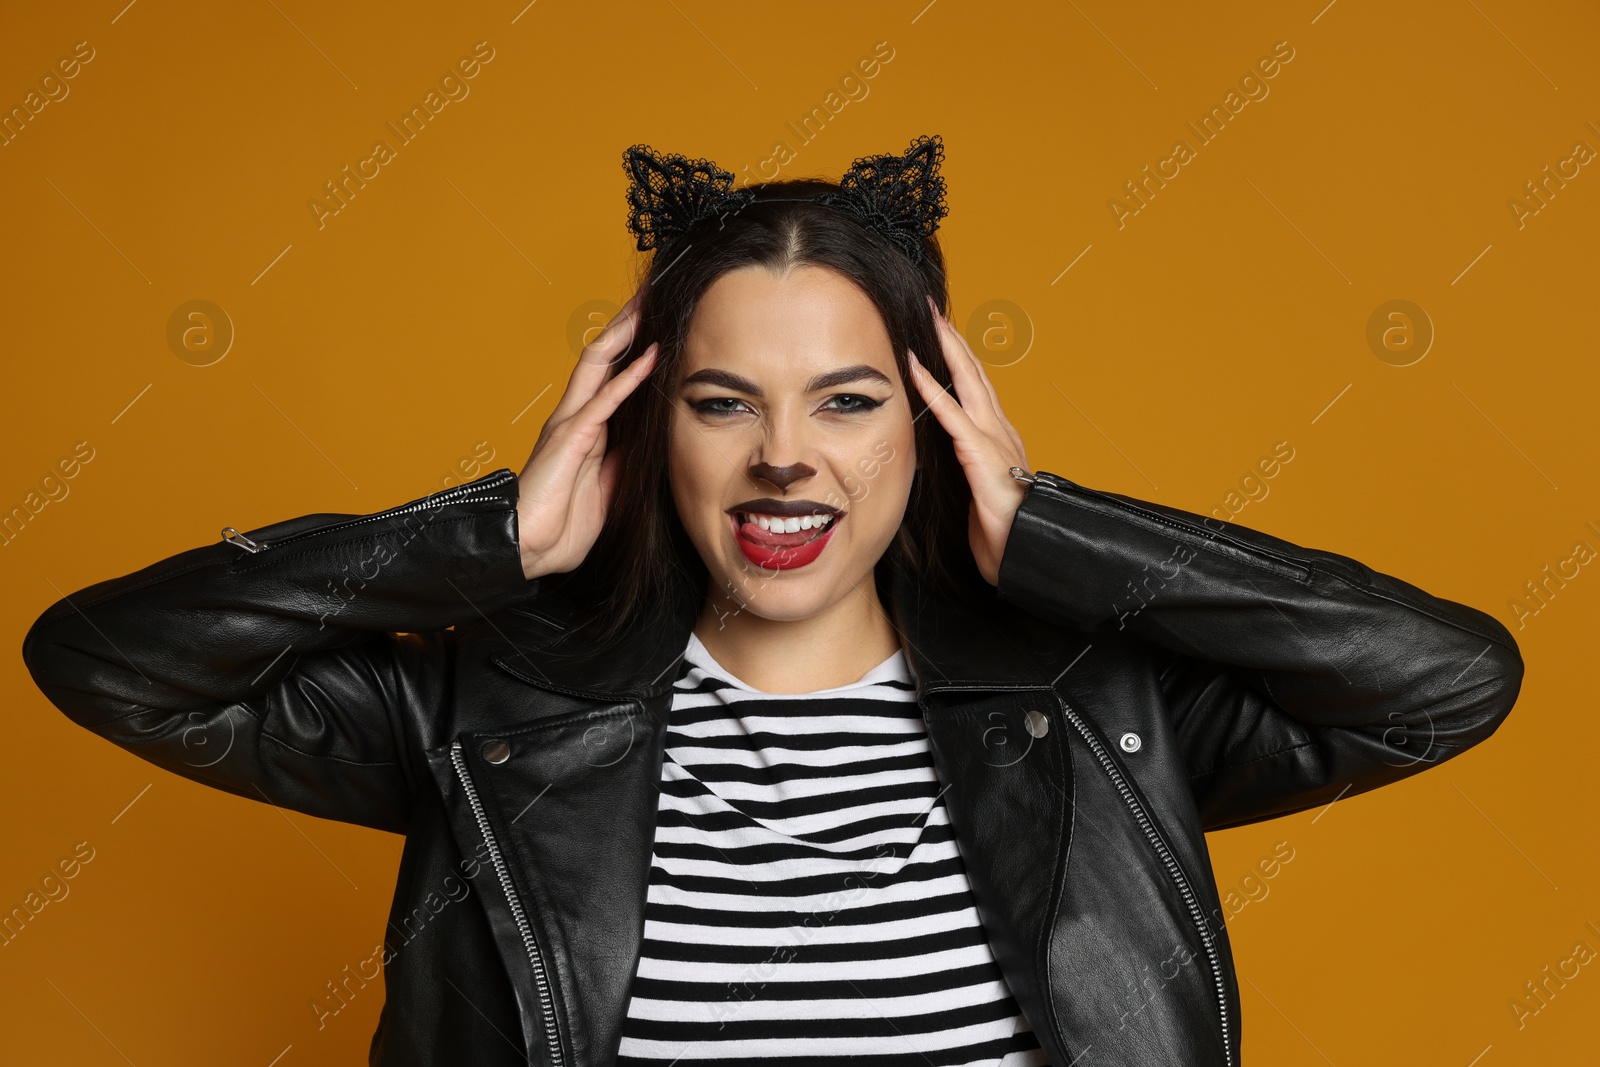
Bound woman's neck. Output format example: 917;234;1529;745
690;581;906;695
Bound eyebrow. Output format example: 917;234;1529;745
679;363;894;397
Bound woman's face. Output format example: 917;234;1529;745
668;263;918;622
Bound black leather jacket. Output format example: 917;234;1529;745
21;465;1524;1066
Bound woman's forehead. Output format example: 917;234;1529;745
681;265;895;377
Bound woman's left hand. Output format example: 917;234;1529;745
906;295;1033;588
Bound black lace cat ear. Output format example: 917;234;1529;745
817;134;948;264
623;144;754;252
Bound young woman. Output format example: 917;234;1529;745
24;135;1524;1067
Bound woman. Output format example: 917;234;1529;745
23;135;1524;1067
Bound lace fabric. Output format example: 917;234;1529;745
622;147;754;253
622;134;949;265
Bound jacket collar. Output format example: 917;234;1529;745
486;561;1074;700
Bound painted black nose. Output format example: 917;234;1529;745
749;461;816;493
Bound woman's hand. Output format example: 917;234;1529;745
515;287;659;581
905;295;1032;588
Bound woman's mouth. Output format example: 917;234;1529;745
730;509;841;570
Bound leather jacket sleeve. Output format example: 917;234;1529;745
20;467;533;834
995;469;1525;832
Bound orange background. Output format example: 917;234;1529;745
3;1;1596;1063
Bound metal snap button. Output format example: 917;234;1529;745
481;739;511;764
1024;711;1049;739
1119;731;1141;753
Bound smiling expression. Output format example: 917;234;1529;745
667;264;918;621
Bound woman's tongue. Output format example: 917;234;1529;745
740;515;822;549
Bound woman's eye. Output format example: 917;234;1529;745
824;394;885;414
692;398;750;416
690;395;884;417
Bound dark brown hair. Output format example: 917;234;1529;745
548;178;986;652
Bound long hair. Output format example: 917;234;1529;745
548;178;988;653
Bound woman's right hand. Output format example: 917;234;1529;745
515;288;659;582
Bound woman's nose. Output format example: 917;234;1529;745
749;461;816;492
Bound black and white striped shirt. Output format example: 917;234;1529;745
617;630;1050;1066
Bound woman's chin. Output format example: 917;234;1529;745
695;519;891;624
706;560;846;624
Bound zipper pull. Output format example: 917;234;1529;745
221;527;267;553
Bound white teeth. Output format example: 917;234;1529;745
739;511;835;532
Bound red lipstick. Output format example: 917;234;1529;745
726;500;843;571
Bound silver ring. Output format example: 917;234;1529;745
1009;466;1035;485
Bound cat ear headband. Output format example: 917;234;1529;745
622;133;949;266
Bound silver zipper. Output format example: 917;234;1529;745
1059;701;1234;1067
449;739;566;1067
221;469;517;554
221;528;265;553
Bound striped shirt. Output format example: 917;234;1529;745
616;630;1051;1066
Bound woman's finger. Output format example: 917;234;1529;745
929;298;1030;466
926;297;1005;436
960;335;1028;464
906;349;979;448
551;291;646;425
929;298;994;401
576;341;659;433
531;341;659;496
941;302;1006;423
959;344;1028;463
